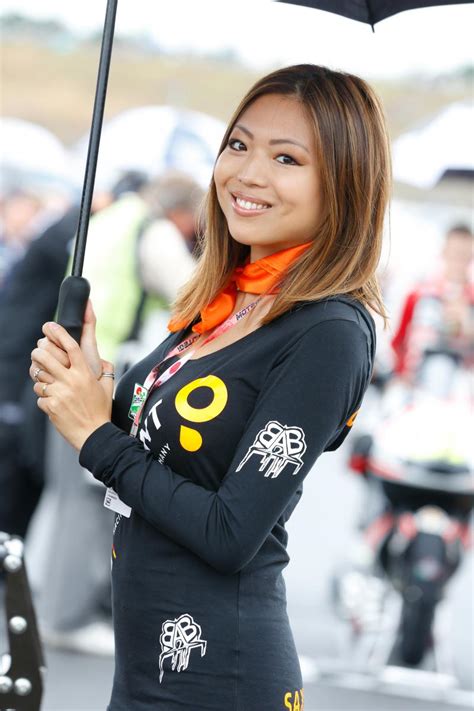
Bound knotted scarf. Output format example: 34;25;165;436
168;241;312;334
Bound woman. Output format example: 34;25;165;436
30;64;390;710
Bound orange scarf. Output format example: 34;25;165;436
168;241;312;334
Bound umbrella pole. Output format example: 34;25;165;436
56;0;118;342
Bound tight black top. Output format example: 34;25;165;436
80;296;375;711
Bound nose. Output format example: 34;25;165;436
236;150;268;188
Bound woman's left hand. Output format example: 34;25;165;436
30;322;114;451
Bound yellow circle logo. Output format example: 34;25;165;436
175;375;228;451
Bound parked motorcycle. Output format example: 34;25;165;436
334;347;473;671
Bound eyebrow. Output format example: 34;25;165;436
234;123;310;154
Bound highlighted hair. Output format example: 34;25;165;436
171;64;391;327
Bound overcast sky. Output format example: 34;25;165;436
1;0;473;79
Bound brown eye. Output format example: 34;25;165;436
276;154;299;166
228;138;246;151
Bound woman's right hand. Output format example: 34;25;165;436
33;299;103;380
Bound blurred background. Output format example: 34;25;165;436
0;1;473;710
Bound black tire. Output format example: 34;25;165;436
398;530;447;666
400;594;437;665
397;530;449;666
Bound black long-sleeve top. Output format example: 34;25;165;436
80;296;375;711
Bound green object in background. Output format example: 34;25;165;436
64;193;166;362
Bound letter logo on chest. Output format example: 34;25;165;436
138;399;163;450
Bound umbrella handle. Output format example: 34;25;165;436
56;276;91;344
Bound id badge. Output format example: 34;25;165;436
104;487;131;517
128;382;149;421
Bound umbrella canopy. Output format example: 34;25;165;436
71;106;226;190
276;0;473;26
0;117;77;196
392;101;474;189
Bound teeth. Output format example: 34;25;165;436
235;197;269;211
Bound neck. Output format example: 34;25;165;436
250;245;273;263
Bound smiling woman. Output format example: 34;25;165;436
172;63;390;331
31;64;390;711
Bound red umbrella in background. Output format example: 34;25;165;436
276;0;473;28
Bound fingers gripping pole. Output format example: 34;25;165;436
57;0;118;342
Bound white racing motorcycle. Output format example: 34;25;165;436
331;347;473;699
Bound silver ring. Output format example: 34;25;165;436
42;383;48;396
101;372;115;380
33;367;43;382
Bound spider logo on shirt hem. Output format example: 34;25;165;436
159;613;207;683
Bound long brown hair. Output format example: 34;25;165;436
171;64;391;327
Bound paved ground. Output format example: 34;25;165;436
2;444;473;710
40;646;472;711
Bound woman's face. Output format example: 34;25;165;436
214;93;322;261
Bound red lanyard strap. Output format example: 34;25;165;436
130;298;261;435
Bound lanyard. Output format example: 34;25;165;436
129;298;261;437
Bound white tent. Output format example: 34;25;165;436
70;105;226;190
392;101;474;190
0;117;77;195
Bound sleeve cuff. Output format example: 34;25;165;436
79;421;129;482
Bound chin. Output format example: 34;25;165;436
229;233;255;248
227;226;260;247
231;235;277;254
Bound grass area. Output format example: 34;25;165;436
1;42;471;147
1;43;260;144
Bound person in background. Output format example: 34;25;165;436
0;203;82;537
0;188;45;290
391;224;474;379
0;179;119;539
82;170;202;364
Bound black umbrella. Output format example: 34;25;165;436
276;0;473;29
